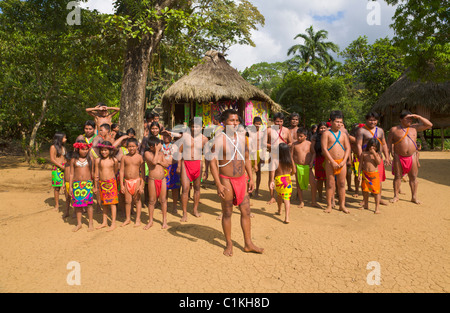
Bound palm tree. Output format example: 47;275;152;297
287;25;339;74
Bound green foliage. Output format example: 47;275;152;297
271;72;349;127
384;0;449;82
241;61;290;96
0;0;122;158
339;35;405;105
287;25;340;76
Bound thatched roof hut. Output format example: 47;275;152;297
162;50;281;128
373;68;450;130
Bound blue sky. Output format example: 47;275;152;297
81;0;398;71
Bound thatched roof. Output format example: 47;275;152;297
373;68;450;114
161;50;281;113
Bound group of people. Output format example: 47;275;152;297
49;102;432;256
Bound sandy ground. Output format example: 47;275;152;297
0;151;449;293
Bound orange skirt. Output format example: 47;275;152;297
361;170;380;194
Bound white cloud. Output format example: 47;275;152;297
78;0;399;70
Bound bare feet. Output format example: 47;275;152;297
374;209;381;214
180;215;188;222
216;213;222;220
411;198;421;204
267;198;276;205
107;223;117;232
193;211;202;218
143;221;153;230
72;225;82;232
96;223;108;230
134;221;142;228
244;244;264;254
390;197;399;203
352;193;359;198
161;222;168;229
121;219;131;227
339;207;350;214
223;245;233;257
298;201;304;208
380;199;388;206
323;207;332;213
312;202;322;209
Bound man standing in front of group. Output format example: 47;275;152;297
210;109;264;257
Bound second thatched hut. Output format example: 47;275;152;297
161;50;281;129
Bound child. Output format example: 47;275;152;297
85;103;120;131
249;116;264;198
50;132;67;212
292;127;320;208
69;140;96;232
358;138;382;214
321;111;351;214
95;141;119;231
269;143;295;224
63;151;73;218
162;132;181;214
310;122;328;200
144;136;172;229
120;138;145;227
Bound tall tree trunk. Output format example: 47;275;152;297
118;2;175;141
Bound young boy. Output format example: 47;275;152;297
321;110;351;214
288;113;300;142
292;127;320;208
176;118;208;222
86;103;120;131
144;136;173;229
358;138;382;214
249;116;265;197
120;138;145;227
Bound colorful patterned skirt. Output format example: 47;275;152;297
99;177;119;205
72;180;94;207
52;164;65;187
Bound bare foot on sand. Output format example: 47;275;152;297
72;225;82;232
390;197;399;204
298;201;304;208
216;213;222;220
180;215;188;222
380;199;388;206
244;244;264;254
223;245;233;257
121;219;131;227
143;221;153;230
312;202;322;209
339;207;350;214
411;198;421;205
96;223;108;230
267;198;276;205
323;207;332;213
107;223;117;232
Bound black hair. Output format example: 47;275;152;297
329;110;344;121
145;112;154;120
100;123;111;131
278;143;293;170
52;132;66;157
365;111;380;120
115;131;125;140
365;138;380;152
289;112;300;120
400;109;412;119
311;124;318;131
297;127;308;136
126;128;136;136
153;112;160;118
253;116;263;124
97;102;107;107
147;135;162;148
111;123;119;131
84;120;96;128
221;109;239;122
65;151;73;167
273;112;284;121
314;122;328;155
127;138;139;147
149;121;161;131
